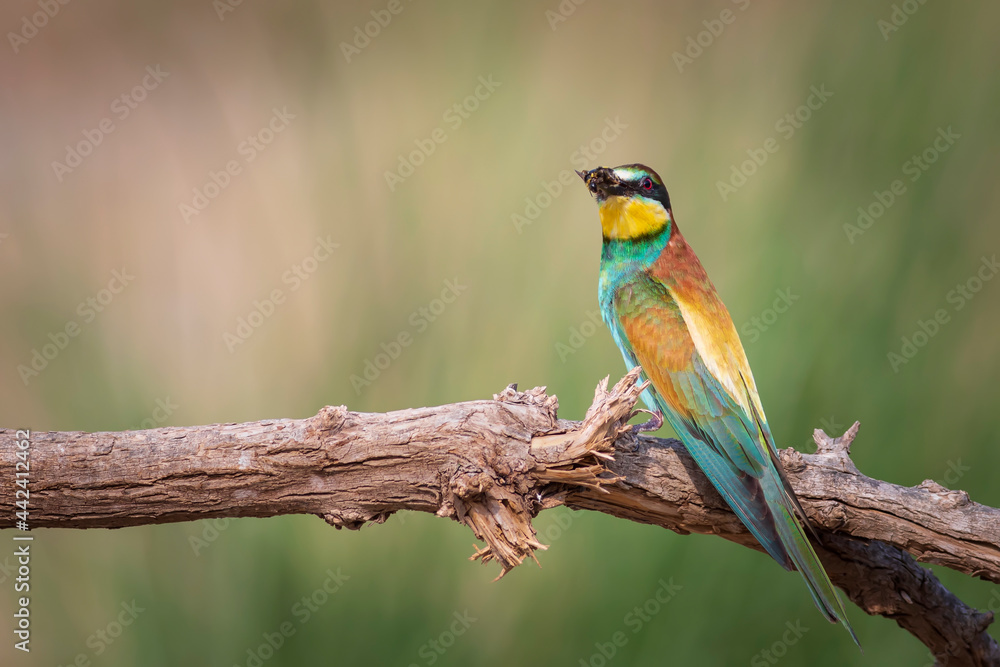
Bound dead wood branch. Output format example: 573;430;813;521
1;369;997;664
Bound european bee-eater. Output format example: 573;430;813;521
578;164;858;644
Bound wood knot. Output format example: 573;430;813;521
450;471;493;499
322;509;374;530
493;383;521;402
315;405;349;431
494;383;559;416
781;448;807;473
917;480;971;508
972;609;994;634
805;499;849;531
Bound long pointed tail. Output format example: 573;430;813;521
762;475;861;648
676;428;860;647
643;387;859;646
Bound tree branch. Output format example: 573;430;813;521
2;369;997;665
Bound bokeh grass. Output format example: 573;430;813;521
1;1;998;665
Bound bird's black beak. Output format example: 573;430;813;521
578;167;623;200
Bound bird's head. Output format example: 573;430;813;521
577;164;672;242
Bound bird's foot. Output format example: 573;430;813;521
629;409;663;434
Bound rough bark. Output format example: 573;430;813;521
1;369;997;665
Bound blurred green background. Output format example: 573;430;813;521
1;0;998;665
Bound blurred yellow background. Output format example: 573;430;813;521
1;0;998;665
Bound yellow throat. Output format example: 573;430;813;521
598;195;670;240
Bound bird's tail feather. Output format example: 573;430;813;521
761;474;861;647
671;421;860;647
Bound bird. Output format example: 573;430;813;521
577;163;859;645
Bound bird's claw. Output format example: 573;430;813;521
629;409;663;434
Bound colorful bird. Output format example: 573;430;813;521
578;163;858;645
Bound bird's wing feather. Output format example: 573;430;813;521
613;276;769;476
610;268;856;642
611;276;790;567
663;270;819;536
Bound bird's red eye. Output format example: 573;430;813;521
641;177;653;191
